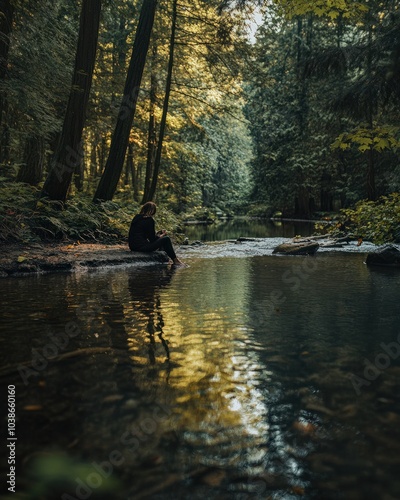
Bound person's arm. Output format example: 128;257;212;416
146;217;158;242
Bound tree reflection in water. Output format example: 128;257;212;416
3;253;400;499
128;266;175;379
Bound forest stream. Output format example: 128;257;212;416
2;0;400;497
1;221;400;499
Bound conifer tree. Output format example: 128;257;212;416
41;0;101;202
93;0;158;202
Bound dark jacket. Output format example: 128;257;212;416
128;214;158;250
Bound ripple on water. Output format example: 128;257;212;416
179;236;378;260
0;252;400;498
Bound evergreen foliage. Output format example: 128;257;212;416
245;0;400;217
0;0;398;242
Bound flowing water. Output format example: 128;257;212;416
1;233;400;499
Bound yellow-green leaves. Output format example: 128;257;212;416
336;193;400;244
331;126;400;153
275;0;369;20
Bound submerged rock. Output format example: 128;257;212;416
366;245;400;268
236;237;260;242
273;242;319;255
182;238;204;246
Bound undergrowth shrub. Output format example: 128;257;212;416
0;183;181;243
326;193;400;244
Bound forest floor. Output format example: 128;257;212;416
0;242;169;277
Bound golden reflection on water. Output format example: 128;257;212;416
3;252;400;497
123;258;271;444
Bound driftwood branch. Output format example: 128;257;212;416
0;347;127;378
293;233;355;244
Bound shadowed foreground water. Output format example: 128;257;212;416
1;251;400;499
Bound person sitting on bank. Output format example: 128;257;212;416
129;202;184;266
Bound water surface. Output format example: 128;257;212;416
1;250;400;499
183;218;320;242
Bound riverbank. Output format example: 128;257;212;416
1;236;398;278
0;243;169;277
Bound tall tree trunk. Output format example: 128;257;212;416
0;0;13;85
124;155;130;186
142;61;158;203
367;149;376;201
45;132;61;179
98;136;107;175
146;0;177;202
294;16;311;216
0;0;14;165
320;172;333;211
16;136;44;185
111;13;129;109
74;151;85;191
366;23;376;201
93;0;158;202
41;0;101;203
295;185;310;217
127;141;139;200
90;137;97;177
117;14;128;69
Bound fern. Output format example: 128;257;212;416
0;183;181;244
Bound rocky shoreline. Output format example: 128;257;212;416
1;237;399;278
271;235;400;267
0;243;169;278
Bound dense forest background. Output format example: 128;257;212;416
0;0;399;242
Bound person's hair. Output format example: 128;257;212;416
140;201;157;217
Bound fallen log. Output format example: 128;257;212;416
293;233;355;244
